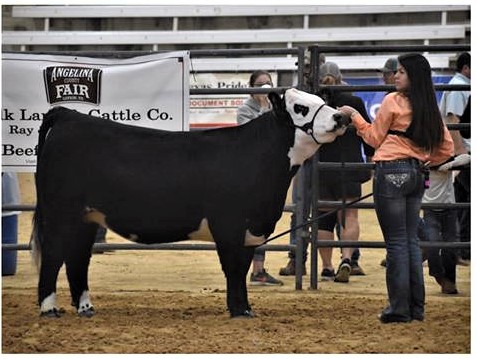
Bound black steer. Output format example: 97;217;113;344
31;88;349;318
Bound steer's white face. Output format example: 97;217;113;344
285;88;348;167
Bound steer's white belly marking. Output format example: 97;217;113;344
83;207;109;228
188;218;214;242
244;230;266;246
129;234;139;241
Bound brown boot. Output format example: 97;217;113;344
279;259;307;276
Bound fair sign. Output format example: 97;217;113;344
189;72;278;128
2;52;190;172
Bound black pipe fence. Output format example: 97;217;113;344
3;240;469;252
2;44;470;291
296;43;471;290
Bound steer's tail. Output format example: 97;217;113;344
30;222;42;271
30;106;64;271
37;106;63;160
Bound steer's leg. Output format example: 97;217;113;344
65;222;98;317
37;220;67;318
209;217;255;318
38;242;64;318
217;242;255;318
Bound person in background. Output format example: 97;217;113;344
313;62;373;282
380;57;398;85
422;152;470;295
453;97;471;264
439;52;471;263
2;172;21;276
339;53;454;323
236;70;283;286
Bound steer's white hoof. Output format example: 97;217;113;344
40;307;64;318
78;307;96;318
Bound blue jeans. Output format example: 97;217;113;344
454;168;470;259
374;159;425;321
423;209;458;283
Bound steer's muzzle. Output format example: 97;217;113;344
332;112;351;130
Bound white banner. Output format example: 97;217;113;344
2;52;190;172
189;72;277;128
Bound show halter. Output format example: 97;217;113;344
294;103;326;145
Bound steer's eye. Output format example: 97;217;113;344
293;104;309;117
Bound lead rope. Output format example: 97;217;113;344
261;191;373;245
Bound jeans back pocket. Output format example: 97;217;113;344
375;167;421;198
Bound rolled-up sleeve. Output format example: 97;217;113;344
352;95;395;149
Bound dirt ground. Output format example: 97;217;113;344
1;173;471;354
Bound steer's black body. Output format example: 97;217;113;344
33;96;298;317
32;89;348;318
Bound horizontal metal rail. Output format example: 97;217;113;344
2;25;467;46
12;5;470;18
3;200;469;212
2;243;295;251
189;84;470;95
190;84;467;94
316;201;470;210
2;203;295;212
5;48;300;58
2;240;469;252
317;84;470;93
314;44;471;54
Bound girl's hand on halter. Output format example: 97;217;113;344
337;105;358;118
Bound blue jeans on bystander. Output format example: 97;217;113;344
423;209;458;283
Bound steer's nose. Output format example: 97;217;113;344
333;112;351;128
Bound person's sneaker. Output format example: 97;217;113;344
320;268;335;281
334;259;351;283
250;269;284;286
380;258;387;267
279;259;307;276
350;262;365;276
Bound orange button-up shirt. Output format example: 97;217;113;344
351;92;454;167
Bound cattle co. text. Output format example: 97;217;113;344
2;108;173;122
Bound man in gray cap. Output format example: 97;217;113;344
380;57;398;85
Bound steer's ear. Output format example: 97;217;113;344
268;92;285;112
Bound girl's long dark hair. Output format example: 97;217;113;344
398;53;444;152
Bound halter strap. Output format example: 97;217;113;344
295;103;326;145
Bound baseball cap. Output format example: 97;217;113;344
319;62;342;80
380;58;398;73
